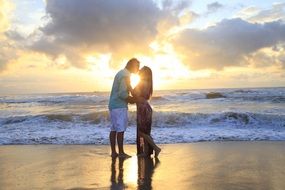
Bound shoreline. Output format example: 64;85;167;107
0;141;285;189
1;140;285;146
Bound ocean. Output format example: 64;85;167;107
0;87;285;145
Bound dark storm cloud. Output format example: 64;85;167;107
172;18;285;70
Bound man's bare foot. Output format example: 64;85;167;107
118;153;131;158
155;148;161;157
111;152;118;157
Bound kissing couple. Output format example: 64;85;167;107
108;58;161;158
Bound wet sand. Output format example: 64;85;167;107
0;141;285;190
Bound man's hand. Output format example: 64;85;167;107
126;96;145;104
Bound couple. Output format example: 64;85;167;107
108;58;161;158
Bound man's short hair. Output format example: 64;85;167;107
126;58;140;68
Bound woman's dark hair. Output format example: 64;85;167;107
140;66;153;100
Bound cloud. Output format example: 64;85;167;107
5;0;284;74
5;30;25;41
26;0;195;69
245;45;285;70
28;0;166;68
172;18;285;70
0;0;16;71
237;6;260;17
1;0;194;71
0;40;19;71
237;3;285;23
207;2;223;13
0;0;12;35
44;0;160;48
179;11;199;26
161;0;191;14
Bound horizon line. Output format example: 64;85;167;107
1;86;284;96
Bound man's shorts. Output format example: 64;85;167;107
109;108;128;132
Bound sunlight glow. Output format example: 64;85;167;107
136;52;191;89
86;53;115;78
131;74;140;88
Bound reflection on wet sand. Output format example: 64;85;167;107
110;157;126;189
137;157;160;190
1;143;285;189
110;156;160;190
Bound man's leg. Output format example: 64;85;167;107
117;132;125;154
110;131;118;157
116;108;131;158
117;132;131;157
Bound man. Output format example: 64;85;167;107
108;58;140;157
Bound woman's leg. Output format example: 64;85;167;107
138;131;161;157
144;138;149;155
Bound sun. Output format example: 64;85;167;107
131;74;140;88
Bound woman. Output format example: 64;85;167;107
132;66;161;157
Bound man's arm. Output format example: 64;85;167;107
118;76;136;104
126;96;136;104
125;77;135;96
118;77;129;100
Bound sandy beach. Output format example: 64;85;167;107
0;141;285;190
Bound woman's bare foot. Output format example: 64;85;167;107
155;148;161;157
118;153;131;158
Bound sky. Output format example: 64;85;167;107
0;0;285;94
